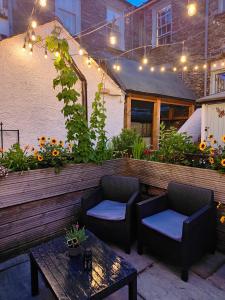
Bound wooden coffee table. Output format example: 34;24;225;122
30;231;137;300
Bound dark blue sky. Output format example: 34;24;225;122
127;0;147;6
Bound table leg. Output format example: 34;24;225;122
129;275;137;300
30;255;39;296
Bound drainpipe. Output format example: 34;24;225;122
204;0;209;96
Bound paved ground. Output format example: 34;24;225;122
1;244;225;300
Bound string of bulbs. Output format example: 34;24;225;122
21;0;225;75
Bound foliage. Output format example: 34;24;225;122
45;31;93;163
0;144;35;172
32;136;72;173
150;123;197;165
90;82;108;162
65;223;87;248
0;165;8;178
111;129;141;158
132;138;146;159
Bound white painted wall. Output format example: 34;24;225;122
0;17;9;36
201;102;225;144
0;21;125;149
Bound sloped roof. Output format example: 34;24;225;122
105;57;196;101
197;91;225;104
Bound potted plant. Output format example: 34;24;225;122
65;223;87;257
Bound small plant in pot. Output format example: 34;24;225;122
65;223;87;257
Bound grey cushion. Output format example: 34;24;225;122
142;209;188;241
87;200;126;221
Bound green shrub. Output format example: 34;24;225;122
132;138;146;159
112;129;141;157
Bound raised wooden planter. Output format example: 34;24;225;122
126;159;225;253
0;159;127;260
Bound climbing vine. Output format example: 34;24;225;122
45;30;93;163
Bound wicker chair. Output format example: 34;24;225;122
137;182;216;281
81;175;140;254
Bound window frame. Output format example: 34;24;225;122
218;0;225;13
156;4;172;46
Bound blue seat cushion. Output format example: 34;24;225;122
87;200;126;221
142;209;188;241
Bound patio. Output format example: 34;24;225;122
1;244;225;300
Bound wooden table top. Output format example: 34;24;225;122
30;230;137;299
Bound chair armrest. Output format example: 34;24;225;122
81;187;103;212
125;191;141;219
182;204;215;238
137;194;168;220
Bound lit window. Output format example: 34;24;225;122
107;8;125;50
55;0;81;35
157;5;172;46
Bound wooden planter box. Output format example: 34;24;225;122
0;159;126;260
126;159;225;253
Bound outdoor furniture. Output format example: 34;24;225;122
137;181;216;282
30;230;137;300
81;175;140;254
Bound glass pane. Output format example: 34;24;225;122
160;104;189;129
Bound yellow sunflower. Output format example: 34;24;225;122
220;216;225;224
221;135;225;143
209;147;215;155
208;157;214;164
39;142;45;148
59;140;64;147
199;142;206;151
52;149;60;157
39;136;46;143
221;159;225;167
50;138;57;145
33;150;38;157
37;155;44;162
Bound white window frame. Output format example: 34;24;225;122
210;61;225;94
55;0;81;35
152;2;172;48
107;7;125;51
218;0;225;13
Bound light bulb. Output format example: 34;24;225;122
54;51;60;57
194;65;199;70
203;64;207;69
116;65;121;71
31;20;37;29
213;63;217;68
97;67;101;72
28;42;32;49
173;67;177;72
109;34;117;45
183;66;187;71
187;3;197;17
150;67;154;72
142;57;148;65
39;0;47;7
31;31;36;41
221;62;225;67
180;54;187;63
160;66;165;72
79;48;84;56
139;65;143;71
113;64;117;70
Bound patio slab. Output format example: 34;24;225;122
208;263;225;291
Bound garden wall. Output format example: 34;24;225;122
0;159;127;261
125;159;225;253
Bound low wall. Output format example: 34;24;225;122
0;159;127;260
126;159;225;253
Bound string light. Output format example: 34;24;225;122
39;0;47;7
97;67;101;72
180;54;187;64
142;57;148;65
78;48;84;56
194;65;199;70
203;63;207;69
183;66;188;71
160;66;165;72
221;62;225;67
28;41;33;49
109;33;117;45
113;64;117;70
213;63;217;68
116;65;121;71
31;20;37;29
187;2;197;17
138;65;143;71
173;67;177;72
150;66;155;72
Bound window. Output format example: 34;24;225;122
160;104;189;129
157;5;172;46
219;0;225;13
0;0;8;18
55;0;81;35
107;8;125;50
215;72;225;93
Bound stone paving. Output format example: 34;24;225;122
1;245;225;300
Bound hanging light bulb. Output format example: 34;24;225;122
173;67;177;72
116;64;121;71
113;64;117;70
28;41;33;49
109;33;117;45
150;66;155;72
221;62;225;67
44;48;48;59
183;66;188;71
160;66;165;72
142;57;148;65
187;2;197;17
39;0;47;7
31;20;37;29
79;48;84;56
180;54;187;64
31;30;36;41
97;67;101;72
194;65;199;71
213;63;217;68
203;63;207;69
138;65;143;71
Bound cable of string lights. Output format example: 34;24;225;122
21;0;225;74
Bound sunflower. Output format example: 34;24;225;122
209;157;214;164
210;148;215;155
52;149;60;157
221;135;225;143
39;141;45;148
40;136;46;143
220;216;225;224
211;139;217;145
37;155;44;162
221;159;225;167
199;142;206;151
50;138;57;145
33;150;38;157
59;140;64;147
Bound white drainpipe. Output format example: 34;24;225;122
204;0;209;96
